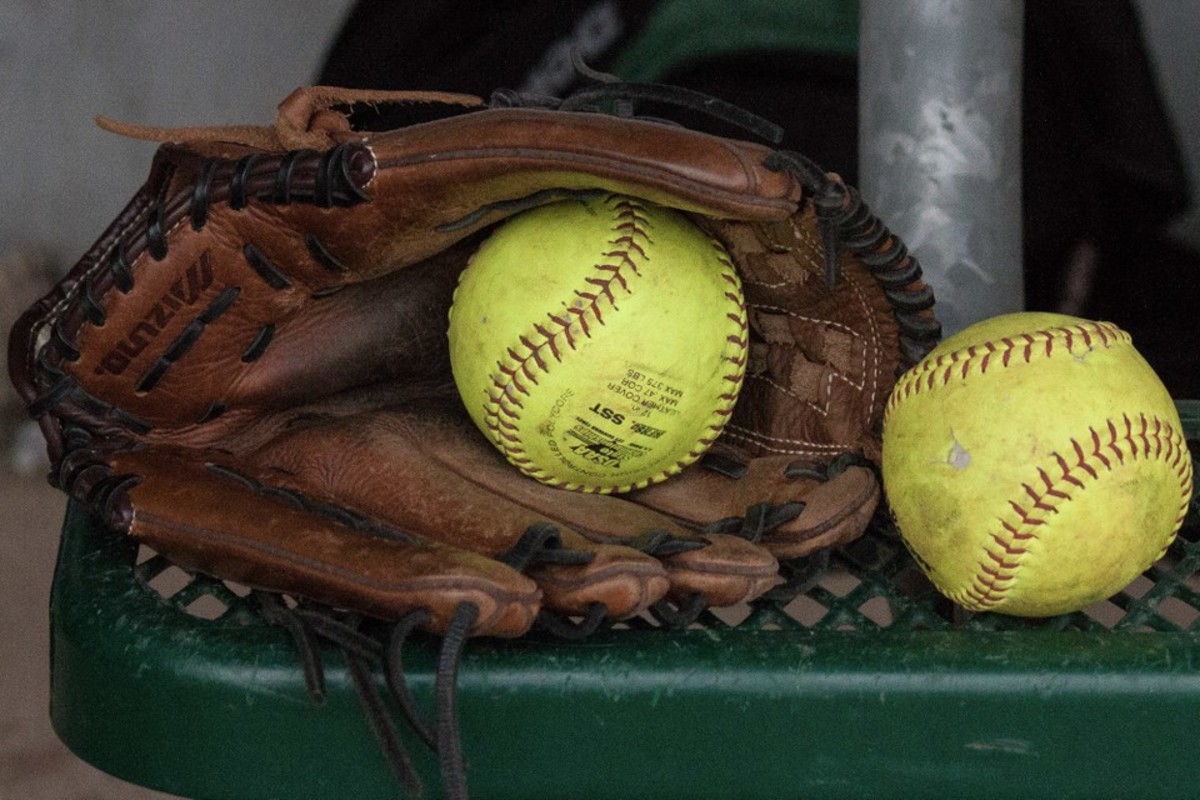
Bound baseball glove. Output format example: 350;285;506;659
9;73;938;797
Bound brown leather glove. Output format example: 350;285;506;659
9;81;938;640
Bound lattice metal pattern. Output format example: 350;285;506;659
133;437;1200;636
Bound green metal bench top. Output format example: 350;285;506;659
49;401;1200;800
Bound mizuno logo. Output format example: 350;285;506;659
94;251;215;376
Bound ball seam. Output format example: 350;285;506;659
884;321;1131;422
952;413;1192;611
481;195;747;493
482;196;651;467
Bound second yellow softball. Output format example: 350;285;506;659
882;311;1193;616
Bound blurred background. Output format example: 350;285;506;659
2;2;1198;797
5;0;1200;467
0;1;355;473
1;4;352;798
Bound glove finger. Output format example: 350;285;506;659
521;531;666;620
762;462;880;559
658;532;784;606
630;453;881;560
406;404;783;608
695;201;939;470
243;407;673;621
245;403;780;614
95;449;541;637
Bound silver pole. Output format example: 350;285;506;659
859;0;1024;336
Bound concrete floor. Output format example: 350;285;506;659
2;464;177;799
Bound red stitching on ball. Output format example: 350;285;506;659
1007;500;1045;526
954;413;1193;611
1053;452;1086;489
565;305;592;339
484;198;650;453
1000;338;1016;366
1071;438;1098;480
884;321;1132;422
477;198;748;491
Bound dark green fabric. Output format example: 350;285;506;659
610;0;858;81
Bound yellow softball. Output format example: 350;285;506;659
882;311;1193;616
448;193;747;494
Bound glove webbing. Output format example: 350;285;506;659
763;150;940;367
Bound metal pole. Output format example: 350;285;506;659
859;0;1024;336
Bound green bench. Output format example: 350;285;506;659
47;402;1200;799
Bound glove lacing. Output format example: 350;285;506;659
257;594;478;800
